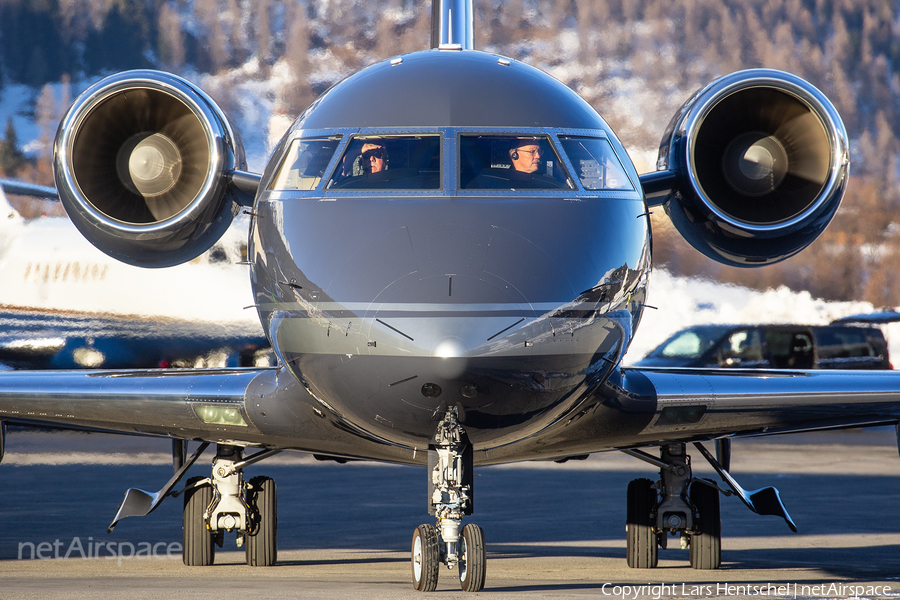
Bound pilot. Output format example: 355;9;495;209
360;142;388;174
509;140;542;173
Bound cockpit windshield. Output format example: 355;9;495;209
267;131;636;195
327;135;441;190
268;137;342;191
459;135;572;190
557;136;634;190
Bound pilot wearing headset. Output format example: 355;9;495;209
509;140;542;173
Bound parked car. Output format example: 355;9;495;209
635;323;891;370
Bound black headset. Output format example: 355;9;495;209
511;150;519;160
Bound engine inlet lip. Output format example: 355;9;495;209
681;69;849;234
55;70;232;234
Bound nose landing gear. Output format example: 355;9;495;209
411;409;486;592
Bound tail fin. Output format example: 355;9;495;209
431;0;474;49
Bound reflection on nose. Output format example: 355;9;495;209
433;336;469;358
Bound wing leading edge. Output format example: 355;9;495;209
480;367;900;464
628;366;900;438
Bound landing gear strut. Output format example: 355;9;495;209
182;444;280;567
624;443;721;569
411;409;486;592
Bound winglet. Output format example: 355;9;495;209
693;441;797;532
107;441;209;532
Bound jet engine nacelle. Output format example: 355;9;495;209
656;69;849;267
54;70;247;268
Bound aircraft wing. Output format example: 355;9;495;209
0;367;414;464
483;366;900;464
2;364;899;466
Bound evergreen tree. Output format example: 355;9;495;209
83;0;153;73
0;118;27;177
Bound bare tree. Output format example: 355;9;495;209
158;3;185;69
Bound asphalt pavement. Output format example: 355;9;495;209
0;427;898;599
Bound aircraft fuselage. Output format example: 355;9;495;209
245;50;653;451
253;191;650;450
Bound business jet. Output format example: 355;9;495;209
0;183;268;369
1;0;897;592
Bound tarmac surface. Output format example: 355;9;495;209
0;426;898;599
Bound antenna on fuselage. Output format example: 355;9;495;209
431;0;474;50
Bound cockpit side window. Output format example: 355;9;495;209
327;135;441;190
459;135;572;190
558;136;634;191
268;137;342;191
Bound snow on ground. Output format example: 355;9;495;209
624;269;898;365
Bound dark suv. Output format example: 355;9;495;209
636;324;891;370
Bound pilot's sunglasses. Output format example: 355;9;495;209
362;149;385;160
516;148;542;157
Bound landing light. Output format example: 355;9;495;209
459;384;478;399
421;383;442;399
194;404;247;426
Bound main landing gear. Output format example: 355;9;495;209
182;444;280;567
107;440;282;566
411;409;486;592
625;443;721;570
623;440;797;570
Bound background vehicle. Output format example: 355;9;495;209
636;324;891;370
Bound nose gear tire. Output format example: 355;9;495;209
411;524;440;592
459;523;486;592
